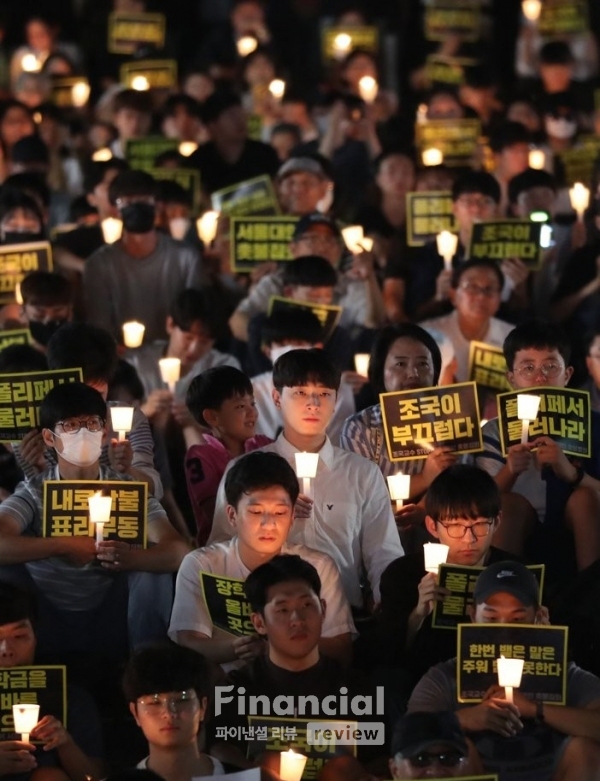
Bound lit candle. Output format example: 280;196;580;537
159;357;181;393
110;406;134;442
529;149;545;170
358;75;378;104
122;321;145;348
196;210;219;245
332;32;352;60
131;75;150;91
101;217;122;244
280;749;308;781
294;452;319;498
12;704;40;744
88;491;112;544
436;230;458;271
517;393;541;445
71;81;90;107
422;147;444;167
354;353;370;377
178;141;198;157
237;36;258;57
15;282;23;306
387;473;411;512
341;225;364;254
522;0;542;21
21;53;41;73
360;236;374;252
497;655;524;703
569;182;590;221
92;147;113;162
269;79;286;100
423;542;450;575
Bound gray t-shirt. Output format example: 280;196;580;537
408;657;600;781
83;233;205;342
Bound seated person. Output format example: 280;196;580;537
389;711;481;779
14;323;163;498
408;561;600;781
473;319;600;572
184;366;271;545
0;382;190;656
421;259;514;383
209;554;381;769
123;643;225;780
377;464;518;683
246;254;354;377
19;271;73;351
251;309;355;445
208;349;404;611
0;582;104;781
170;451;354;667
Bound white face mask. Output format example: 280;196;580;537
544;116;577;140
270;344;312;366
53;429;103;467
169;217;191;241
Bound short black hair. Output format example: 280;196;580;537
282;256;337;288
198;90;241;125
162;93;202;119
489;121;531;153
452;171;501;204
224;451;299;508
368;324;442;395
108;170;157;206
20;271;71;306
122;642;211;703
540;41;573;65
503;319;571;370
245;554;321;614
272;348;340;392
451;258;504;291
39;381;107;431
0;344;48;373
153;150;185;168
271;122;302;145
261;310;324;348
507;168;557;205
0;581;37;628
170;289;213;334
108;359;145;403
112;89;153;116
186;365;253;426
82;158;128;195
425;464;501;522
0;186;46;226
156;180;192;208
46;323;118;384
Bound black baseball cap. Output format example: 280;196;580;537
292;212;341;241
391;712;468;758
473;561;539;607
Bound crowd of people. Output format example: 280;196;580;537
1;1;600;780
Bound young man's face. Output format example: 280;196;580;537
513;187;556;219
472;592;537;624
383;337;435;393
24;301;72;325
272;383;336;437
451;266;502;326
166;318;214;365
251;579;325;661
227;486;294;555
497;143;530;179
131;690;206;750
586;336;600;389
540;63;572;93
0;619;36;667
390;743;469;779
507;347;573;390
42;414;107;459
426;515;498;567
290;225;342;265
87;167;121;219
284;284;335;306
452;191;497;236
114;108;151;141
206;393;258;441
213;106;247;144
279;173;329;216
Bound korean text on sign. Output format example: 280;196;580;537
0;368;82;443
212;176;280;217
380;382;483;461
497;387;590;457
200;573;254;637
406;191;456;246
247;717;356;781
42;481;148;547
230;217;298;271
468;221;543;270
107;11;166;54
457;623;568;704
415;119;481;166
424;0;483;41
468;341;510;393
0;666;66;740
0;242;53;304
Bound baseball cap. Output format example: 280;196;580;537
473;561;539;607
292;212;341;241
277;156;328;182
391;712;468;758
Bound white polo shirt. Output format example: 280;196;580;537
207;434;404;607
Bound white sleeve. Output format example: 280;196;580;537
168;551;214;638
316;552;357;637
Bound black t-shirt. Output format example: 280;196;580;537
53;225;104;260
187;140;280;195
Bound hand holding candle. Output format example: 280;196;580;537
517;393;541;445
89;491;112;543
110;406;134;442
358;76;378;104
101;217;123;244
422;147;443;167
569;182;590;221
354;353;370;378
497;655;524;703
423;542;449;575
436;230;458;271
280;749;307;781
387;473;411;512
12;704;40;744
158;358;181;393
196;210;219;245
333;32;352;60
294;452;319;498
341;225;365;254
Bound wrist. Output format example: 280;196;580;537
567;464;585;487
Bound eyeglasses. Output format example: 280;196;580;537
408;750;465;768
56;416;105;434
439;520;494;538
459;282;501;298
137;691;198;714
456;194;496;209
515;361;564;381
